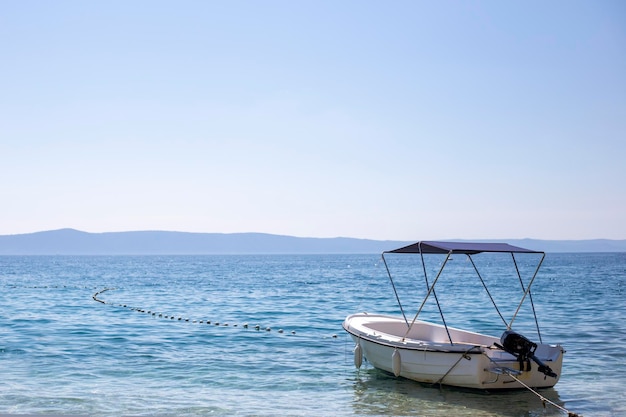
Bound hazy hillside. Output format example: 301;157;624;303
0;229;624;255
0;229;407;255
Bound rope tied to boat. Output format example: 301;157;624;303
499;368;582;417
432;345;481;388
482;352;581;416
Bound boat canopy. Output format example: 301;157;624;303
386;241;543;255
382;240;547;342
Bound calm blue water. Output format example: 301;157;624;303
0;253;624;416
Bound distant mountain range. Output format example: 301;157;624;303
0;229;624;255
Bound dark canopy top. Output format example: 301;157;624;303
386;241;542;255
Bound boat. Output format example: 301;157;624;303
343;241;565;390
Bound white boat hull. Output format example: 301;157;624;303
343;313;564;390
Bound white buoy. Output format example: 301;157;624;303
353;343;363;369
392;348;401;377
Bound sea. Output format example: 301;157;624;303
0;252;624;417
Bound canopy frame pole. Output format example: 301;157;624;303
467;254;508;327
419;243;453;345
511;253;543;343
382;253;408;326
402;251;453;343
508;253;546;331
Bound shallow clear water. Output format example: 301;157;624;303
0;253;624;416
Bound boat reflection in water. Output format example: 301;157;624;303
350;367;565;417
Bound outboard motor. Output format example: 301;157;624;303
500;330;557;378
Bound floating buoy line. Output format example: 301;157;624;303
93;288;339;339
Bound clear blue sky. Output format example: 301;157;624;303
1;1;624;240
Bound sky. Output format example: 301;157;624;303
1;1;625;240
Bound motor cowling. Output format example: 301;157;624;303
499;330;557;378
500;330;537;359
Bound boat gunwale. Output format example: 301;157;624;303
343;323;491;353
342;314;496;353
343;313;562;359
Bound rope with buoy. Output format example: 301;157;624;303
92;287;340;339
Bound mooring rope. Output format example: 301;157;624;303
501;369;581;417
92;288;340;339
481;352;582;417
